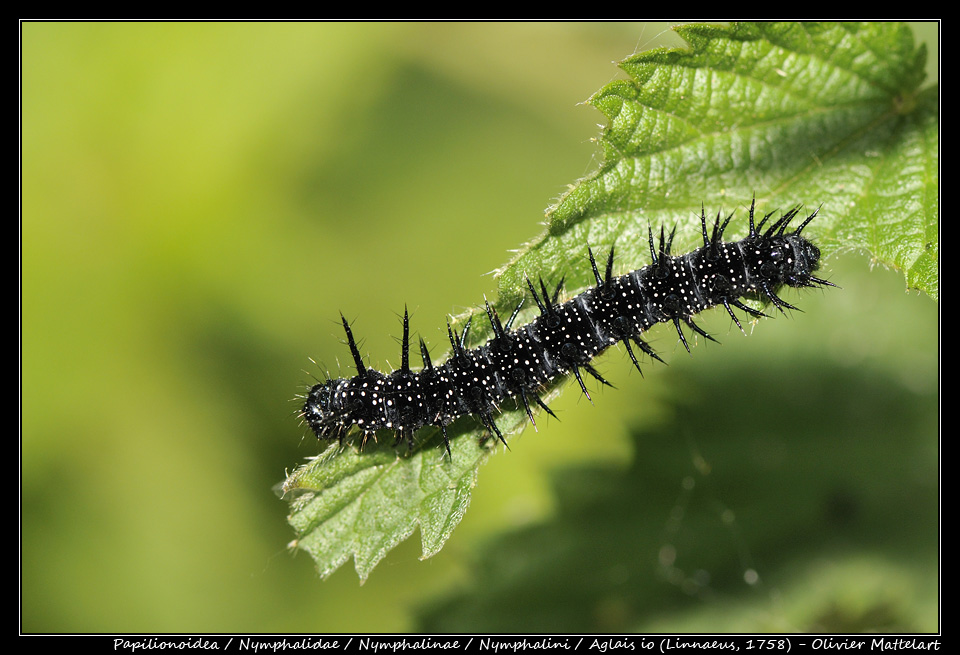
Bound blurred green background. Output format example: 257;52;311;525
22;22;938;633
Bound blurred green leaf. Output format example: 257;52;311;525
284;21;937;582
416;358;938;632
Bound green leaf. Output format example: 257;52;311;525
499;22;936;302
283;436;489;581
283;21;937;582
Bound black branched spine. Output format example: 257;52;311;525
301;200;833;456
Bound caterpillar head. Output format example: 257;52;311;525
302;379;345;440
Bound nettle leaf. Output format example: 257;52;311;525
499;22;936;301
283;22;937;582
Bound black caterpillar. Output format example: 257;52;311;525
302;200;832;456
